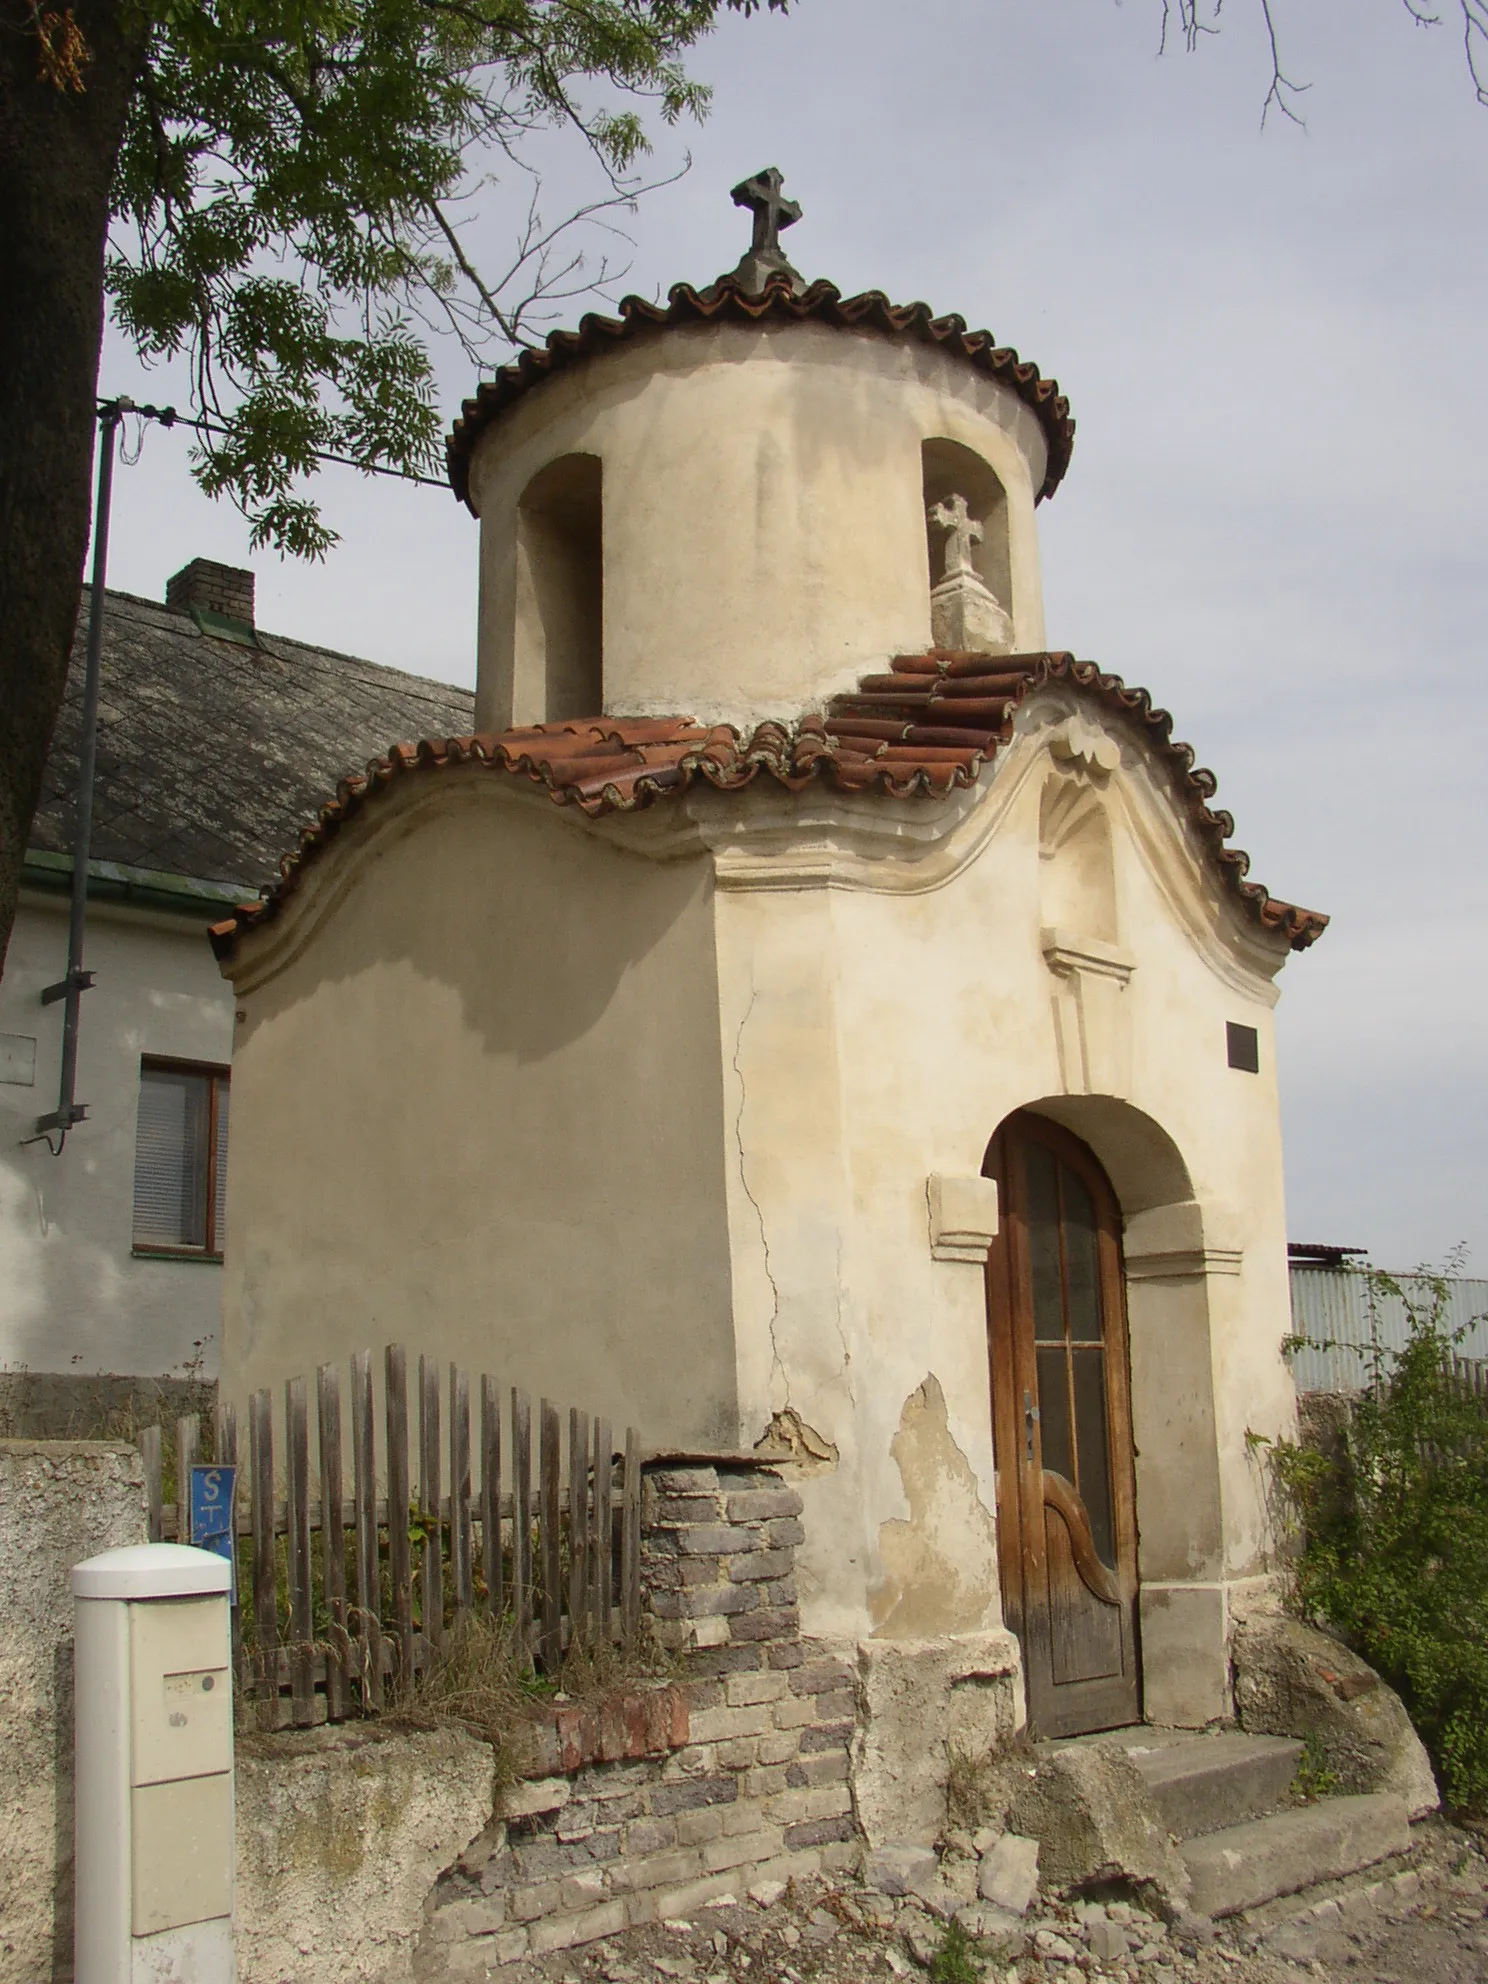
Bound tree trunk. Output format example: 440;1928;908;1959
0;0;146;977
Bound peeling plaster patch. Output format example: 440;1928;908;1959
754;1407;839;1474
871;1374;1000;1637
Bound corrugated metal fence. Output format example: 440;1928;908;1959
1288;1267;1488;1393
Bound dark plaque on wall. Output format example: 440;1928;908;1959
1226;1022;1260;1073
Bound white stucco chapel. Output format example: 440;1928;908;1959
212;171;1329;1747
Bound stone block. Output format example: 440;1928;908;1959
864;1842;939;1898
765;1782;852;1826
605;1846;704;1893
689;1703;771;1744
727;1549;796;1584
743;1763;794;1798
728;1607;800;1642
784;1815;857;1850
703;1827;786;1872
766;1640;809;1669
788;1661;856;1697
1231;1613;1439;1818
727;1670;791;1708
652;1774;739;1816
799;1721;853;1754
715;1737;760;1769
560;1868;609;1911
977;1833;1040;1914
726;1489;804;1522
853;1633;1023;1849
504;1779;579;1818
688;1642;766;1678
1088;1917;1132;1962
764;1517;807;1548
508;1880;564;1923
623;1818;677;1856
648;1466;720;1495
821;1839;862;1875
652;1494;724;1523
674;1807;727;1847
1138;1583;1231;1727
526;1898;629;1955
676;1524;757;1555
1005;1743;1190;1905
757;1729;803;1767
1181;1793;1411;1918
785;1749;850;1789
772;1694;820;1730
649;1872;753;1921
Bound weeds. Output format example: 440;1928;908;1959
1291;1736;1341;1803
1271;1256;1488;1814
928;1919;981;1984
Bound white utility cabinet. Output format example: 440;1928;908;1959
72;1542;236;1983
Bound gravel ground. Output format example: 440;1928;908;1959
488;1818;1488;1984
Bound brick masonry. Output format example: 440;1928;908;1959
419;1464;859;1977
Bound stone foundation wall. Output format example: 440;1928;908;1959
0;1439;148;1984
419;1464;859;1975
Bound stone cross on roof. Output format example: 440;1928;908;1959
727;167;805;296
928;493;983;582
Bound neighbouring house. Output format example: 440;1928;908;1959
0;561;473;1411
210;179;1330;1749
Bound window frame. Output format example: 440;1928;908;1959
131;1053;231;1263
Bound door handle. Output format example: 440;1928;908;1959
1023;1388;1040;1463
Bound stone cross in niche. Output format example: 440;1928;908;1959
928;492;983;581
731;167;803;258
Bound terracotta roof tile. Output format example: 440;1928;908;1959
447;276;1076;507
209;653;1327;960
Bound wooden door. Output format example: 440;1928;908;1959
985;1112;1141;1737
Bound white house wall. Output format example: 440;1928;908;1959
0;895;234;1380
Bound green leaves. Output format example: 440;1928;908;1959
1276;1263;1488;1813
106;0;789;551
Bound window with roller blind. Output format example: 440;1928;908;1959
131;1058;230;1259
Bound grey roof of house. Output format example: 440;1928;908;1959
31;587;476;894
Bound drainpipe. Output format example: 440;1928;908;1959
36;396;173;1146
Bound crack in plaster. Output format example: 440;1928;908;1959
732;979;787;1406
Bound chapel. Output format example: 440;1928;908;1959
211;171;1327;1747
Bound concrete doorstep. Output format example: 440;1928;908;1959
1180;1793;1413;1919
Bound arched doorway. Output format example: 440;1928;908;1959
984;1111;1141;1737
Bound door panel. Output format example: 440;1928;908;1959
985;1113;1141;1737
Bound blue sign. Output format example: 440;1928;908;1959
190;1464;238;1602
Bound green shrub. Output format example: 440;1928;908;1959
1272;1261;1488;1813
928;1919;981;1984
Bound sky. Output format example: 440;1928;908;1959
97;0;1488;1272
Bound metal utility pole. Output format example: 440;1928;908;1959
37;396;173;1144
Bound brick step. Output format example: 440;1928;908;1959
1180;1793;1412;1918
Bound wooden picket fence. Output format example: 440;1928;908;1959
136;1345;642;1729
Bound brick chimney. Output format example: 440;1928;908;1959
165;559;255;628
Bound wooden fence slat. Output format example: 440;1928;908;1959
567;1408;588;1651
286;1378;314;1727
317;1364;348;1720
451;1365;473;1627
539;1399;562;1673
250;1390;278;1730
419;1355;443;1653
480;1375;502;1622
213;1402;243;1692
386;1347;414;1695
351;1350;384;1711
512;1390;532;1665
176;1413;199;1549
595;1417;612;1642
621;1425;641;1649
139;1425;163;1544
